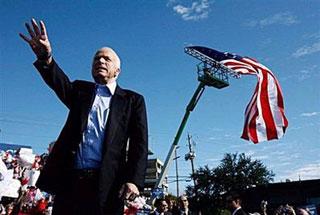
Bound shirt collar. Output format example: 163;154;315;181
96;81;117;96
232;207;242;215
106;81;117;95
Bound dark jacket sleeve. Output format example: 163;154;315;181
126;95;148;190
33;59;74;109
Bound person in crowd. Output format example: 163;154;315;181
274;204;296;215
33;197;48;215
167;198;178;213
226;192;248;215
0;204;5;215
296;208;310;215
5;203;14;215
260;200;267;215
172;195;193;215
19;18;148;215
152;199;172;215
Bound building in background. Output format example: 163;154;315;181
143;158;164;197
0;143;32;151
243;179;320;214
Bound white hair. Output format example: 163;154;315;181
97;47;121;69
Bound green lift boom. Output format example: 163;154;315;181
153;46;240;192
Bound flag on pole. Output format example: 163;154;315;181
188;46;288;143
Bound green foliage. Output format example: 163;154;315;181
186;152;274;214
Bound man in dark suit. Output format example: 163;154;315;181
152;199;172;215
19;19;148;215
175;195;194;215
226;192;248;215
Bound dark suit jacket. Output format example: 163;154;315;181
172;208;194;215
33;59;148;213
234;208;248;215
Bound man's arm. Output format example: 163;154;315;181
33;59;74;108
20;19;74;108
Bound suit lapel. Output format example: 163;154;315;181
103;86;126;152
80;83;96;133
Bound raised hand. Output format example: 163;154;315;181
19;18;52;62
118;182;139;202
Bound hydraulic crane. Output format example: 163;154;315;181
153;46;240;193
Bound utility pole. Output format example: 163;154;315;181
186;133;196;187
186;134;201;215
173;146;180;197
165;176;168;193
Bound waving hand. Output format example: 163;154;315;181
19;18;52;63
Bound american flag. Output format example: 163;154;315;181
188;46;288;143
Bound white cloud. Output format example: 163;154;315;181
245;12;298;27
284;163;320;181
205;158;220;162
281;64;319;82
210;128;224;132
292;41;320;57
303;31;320;40
271;151;286;156
245;150;255;156
252;155;269;160
297;69;315;81
167;0;178;5
300;112;320;117
278;153;300;162
170;0;211;21
277;162;292;166
288;126;302;131
260;12;298;26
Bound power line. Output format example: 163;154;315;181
0;118;61;127
2;130;55;139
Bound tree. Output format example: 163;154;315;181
186;153;274;214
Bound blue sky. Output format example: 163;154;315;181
1;0;319;195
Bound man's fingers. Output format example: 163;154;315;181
38;39;47;46
19;33;31;43
128;193;137;201
121;185;134;200
39;20;47;38
125;188;132;199
119;183;139;201
31;18;41;36
25;23;35;38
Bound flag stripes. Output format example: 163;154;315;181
221;57;288;143
185;46;288;143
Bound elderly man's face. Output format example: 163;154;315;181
92;47;120;84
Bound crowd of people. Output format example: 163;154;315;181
1;148;319;215
0;148;53;215
150;195;192;215
225;192;316;215
0;146;188;215
0;148;191;215
0;146;193;215
143;191;317;215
